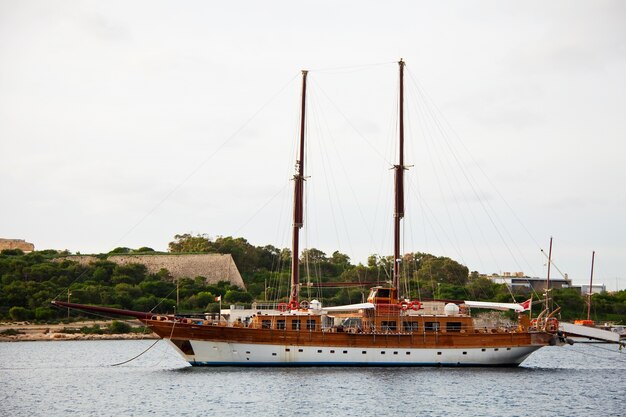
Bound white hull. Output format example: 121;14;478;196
166;338;541;367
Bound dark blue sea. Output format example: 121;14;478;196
1;340;625;416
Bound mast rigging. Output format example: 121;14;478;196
393;59;407;295
290;70;308;304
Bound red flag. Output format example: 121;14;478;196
519;298;532;311
215;295;221;302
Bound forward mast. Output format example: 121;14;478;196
290;70;308;305
393;59;407;297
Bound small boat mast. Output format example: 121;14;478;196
393;59;407;297
587;250;595;321
290;69;308;305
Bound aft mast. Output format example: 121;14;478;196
587;250;595;321
290;70;308;305
393;59;407;295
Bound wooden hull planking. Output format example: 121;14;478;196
146;320;551;367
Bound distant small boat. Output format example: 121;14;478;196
54;60;573;367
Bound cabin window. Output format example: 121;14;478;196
298;349;303;352
376;289;391;298
292;320;301;330
306;319;316;330
381;321;397;331
446;322;462;332
261;320;271;329
277;320;286;330
403;321;419;332
425;322;440;332
343;350;348;354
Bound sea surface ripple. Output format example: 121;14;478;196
1;340;625;416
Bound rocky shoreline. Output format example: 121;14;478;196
0;320;159;342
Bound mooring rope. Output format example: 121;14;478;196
110;339;161;367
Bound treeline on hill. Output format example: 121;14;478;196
1;233;625;323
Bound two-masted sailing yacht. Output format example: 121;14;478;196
53;60;565;366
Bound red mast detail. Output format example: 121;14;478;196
393;59;406;294
290;70;308;304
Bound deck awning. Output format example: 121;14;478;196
322;302;375;312
463;300;527;312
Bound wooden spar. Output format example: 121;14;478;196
51;300;154;320
393;59;406;294
290;70;308;304
546;237;553;309
587;250;595;321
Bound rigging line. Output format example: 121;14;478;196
414;91;519;301
409;82;484;271
539;249;568;280
310;84;357;259
114;72;301;245
51;264;95;302
309;61;396;74
407;87;467;267
233;182;290;236
585;342;626;355
562;344;626;362
309;86;345;254
406;69;542;272
405;175;465;263
416;96;526;278
110;339;161;367
308;79;377;249
313;79;392;165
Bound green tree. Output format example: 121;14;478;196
109;247;132;254
9;306;32;321
108;320;132;334
168;234;213;253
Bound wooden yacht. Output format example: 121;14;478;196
53;60;564;366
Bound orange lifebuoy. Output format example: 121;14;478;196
288;300;300;310
410;301;421;311
277;302;289;312
400;301;410;311
546;317;558;332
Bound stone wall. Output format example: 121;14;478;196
0;238;34;253
66;253;245;289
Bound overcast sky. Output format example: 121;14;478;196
1;1;625;290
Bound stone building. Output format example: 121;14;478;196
0;238;35;253
66;253;245;289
